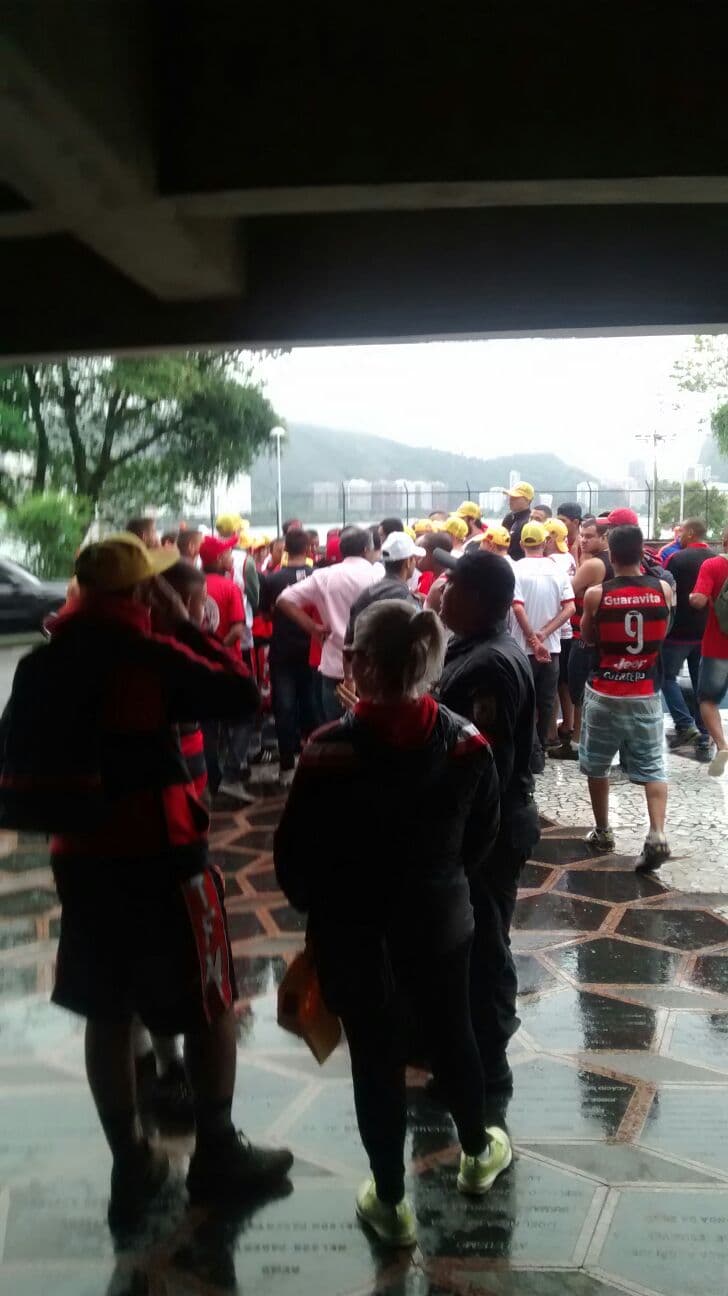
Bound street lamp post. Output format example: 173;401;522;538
270;426;285;535
636;429;674;539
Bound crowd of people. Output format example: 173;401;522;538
3;485;728;1247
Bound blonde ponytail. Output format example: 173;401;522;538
352;600;445;697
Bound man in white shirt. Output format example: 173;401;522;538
544;517;578;756
511;522;575;772
277;526;379;721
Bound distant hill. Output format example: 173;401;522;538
250;423;595;522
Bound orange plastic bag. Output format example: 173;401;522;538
277;947;342;1064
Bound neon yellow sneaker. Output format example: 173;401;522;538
355;1176;417;1247
457;1126;513;1195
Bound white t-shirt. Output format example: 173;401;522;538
549;551;577;639
512;556;574;655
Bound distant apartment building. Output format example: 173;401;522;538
686;463;711;484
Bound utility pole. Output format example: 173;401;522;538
636;430;674;539
269;426;285;535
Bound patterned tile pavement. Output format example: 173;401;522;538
0;797;727;1295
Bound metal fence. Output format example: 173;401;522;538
249;482;722;539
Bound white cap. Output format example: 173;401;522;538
381;531;426;561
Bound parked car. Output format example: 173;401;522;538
0;558;67;633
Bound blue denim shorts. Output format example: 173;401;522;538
579;687;666;784
697;656;728;705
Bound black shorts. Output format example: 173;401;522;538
568;639;595;707
51;857;237;1034
558;638;573;685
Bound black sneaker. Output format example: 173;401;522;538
635;837;671;874
695;742;713;764
667;726;700;749
108;1139;170;1231
187;1130;293;1205
548;741;579;761
151;1060;195;1132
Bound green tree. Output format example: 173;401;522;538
673;334;728;463
4;492;92;578
0;352;281;523
658;481;728;537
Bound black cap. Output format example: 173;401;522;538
433;548;516;618
556;502;582;521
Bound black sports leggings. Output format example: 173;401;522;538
340;939;487;1205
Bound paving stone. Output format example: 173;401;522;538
519;988;657;1051
515;893;608;932
596;1187;728;1296
555;868;665;903
549;936;681;984
617;907;728;950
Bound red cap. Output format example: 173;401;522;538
606;507;639;527
199;534;237;565
325;533;342;563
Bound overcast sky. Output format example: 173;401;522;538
260;335;717;482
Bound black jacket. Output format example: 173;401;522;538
274;702;499;1012
437;626;539;855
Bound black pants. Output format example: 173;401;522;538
341;941;486;1205
270;660;319;770
529;653;559;768
470;843;528;1068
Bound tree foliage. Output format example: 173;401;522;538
673;334;728;461
657;481;728;537
4;492;92;579
0;352;281;525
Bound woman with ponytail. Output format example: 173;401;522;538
274;600;511;1248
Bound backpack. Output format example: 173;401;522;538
714;557;728;635
0;639;110;833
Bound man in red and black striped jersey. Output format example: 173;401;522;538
562;518;615;758
580;525;674;873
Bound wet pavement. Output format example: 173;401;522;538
0;800;727;1295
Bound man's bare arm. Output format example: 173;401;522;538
580;586;603;645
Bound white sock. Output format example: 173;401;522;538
646;830;667;844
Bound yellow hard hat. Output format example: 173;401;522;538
444;515;469;541
457;500;482;520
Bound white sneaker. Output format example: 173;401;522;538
218;781;256;805
708;749;728;778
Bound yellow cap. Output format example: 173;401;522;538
403;524;417;540
544;518;569;553
457;500;482;520
444;515;469;541
521;521;547;547
484;525;511;549
505;481;535;503
75;532;179;592
413;518;434;535
216;512;244;537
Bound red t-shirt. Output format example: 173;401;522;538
204;572;245;655
692;554;728;658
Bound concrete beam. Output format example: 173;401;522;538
0;36;242;300
171;175;728;218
